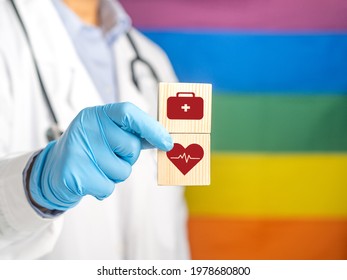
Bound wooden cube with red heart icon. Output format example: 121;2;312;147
158;133;210;186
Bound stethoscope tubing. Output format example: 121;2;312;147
9;0;59;126
8;0;160;141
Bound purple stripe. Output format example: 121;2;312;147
120;0;347;31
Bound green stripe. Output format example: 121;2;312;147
212;94;347;152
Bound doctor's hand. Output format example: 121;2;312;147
28;102;173;211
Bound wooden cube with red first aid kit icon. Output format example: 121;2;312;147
158;83;212;134
167;92;204;120
158;82;212;186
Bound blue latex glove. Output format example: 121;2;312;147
29;102;173;211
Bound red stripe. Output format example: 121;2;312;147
188;217;347;259
120;0;347;31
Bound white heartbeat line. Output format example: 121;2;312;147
170;153;201;163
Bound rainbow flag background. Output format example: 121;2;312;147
121;0;347;259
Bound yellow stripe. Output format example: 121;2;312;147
185;153;347;217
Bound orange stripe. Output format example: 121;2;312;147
188;217;347;259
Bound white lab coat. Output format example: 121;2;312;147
0;0;189;259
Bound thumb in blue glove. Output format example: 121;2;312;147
29;102;173;211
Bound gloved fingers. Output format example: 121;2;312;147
140;138;154;150
59;158;117;199
83;173;117;200
80;107;133;182
103;102;173;152
89;150;133;184
97;107;142;165
140;138;172;150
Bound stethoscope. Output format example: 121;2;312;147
9;0;159;141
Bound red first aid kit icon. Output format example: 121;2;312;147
167;92;204;120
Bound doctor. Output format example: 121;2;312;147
0;0;189;259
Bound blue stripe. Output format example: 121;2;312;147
142;31;347;94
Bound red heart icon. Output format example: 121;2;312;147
167;143;204;175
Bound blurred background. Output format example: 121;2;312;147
120;0;347;259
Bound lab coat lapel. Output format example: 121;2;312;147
14;0;103;130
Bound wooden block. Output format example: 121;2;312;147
158;134;210;186
158;82;212;133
